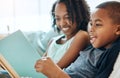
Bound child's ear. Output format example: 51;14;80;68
115;25;120;35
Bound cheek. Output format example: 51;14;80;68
97;30;110;42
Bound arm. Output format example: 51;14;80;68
34;57;70;78
57;30;90;68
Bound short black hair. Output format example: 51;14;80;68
96;1;120;25
51;0;90;33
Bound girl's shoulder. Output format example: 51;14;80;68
75;30;89;37
73;30;90;44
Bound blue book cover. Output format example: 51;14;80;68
0;30;46;78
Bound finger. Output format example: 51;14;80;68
35;64;43;72
34;60;43;68
35;66;43;72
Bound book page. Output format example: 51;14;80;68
0;30;46;78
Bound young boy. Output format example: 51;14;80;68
34;1;120;78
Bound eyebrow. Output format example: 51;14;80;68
90;19;102;22
95;19;102;22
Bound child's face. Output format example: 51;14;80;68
89;8;119;48
54;3;77;38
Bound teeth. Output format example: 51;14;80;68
62;28;69;31
90;37;96;43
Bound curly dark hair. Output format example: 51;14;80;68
51;0;90;33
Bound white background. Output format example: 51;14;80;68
0;0;119;34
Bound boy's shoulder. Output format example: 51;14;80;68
82;44;105;55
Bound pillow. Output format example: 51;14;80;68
24;29;60;56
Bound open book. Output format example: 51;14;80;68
0;30;46;78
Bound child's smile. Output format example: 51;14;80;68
89;35;96;44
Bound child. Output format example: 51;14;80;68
43;0;90;68
34;1;120;78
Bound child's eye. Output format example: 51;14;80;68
95;23;102;27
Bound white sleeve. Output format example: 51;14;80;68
109;53;120;78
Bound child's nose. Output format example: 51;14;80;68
87;23;91;32
89;26;95;32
